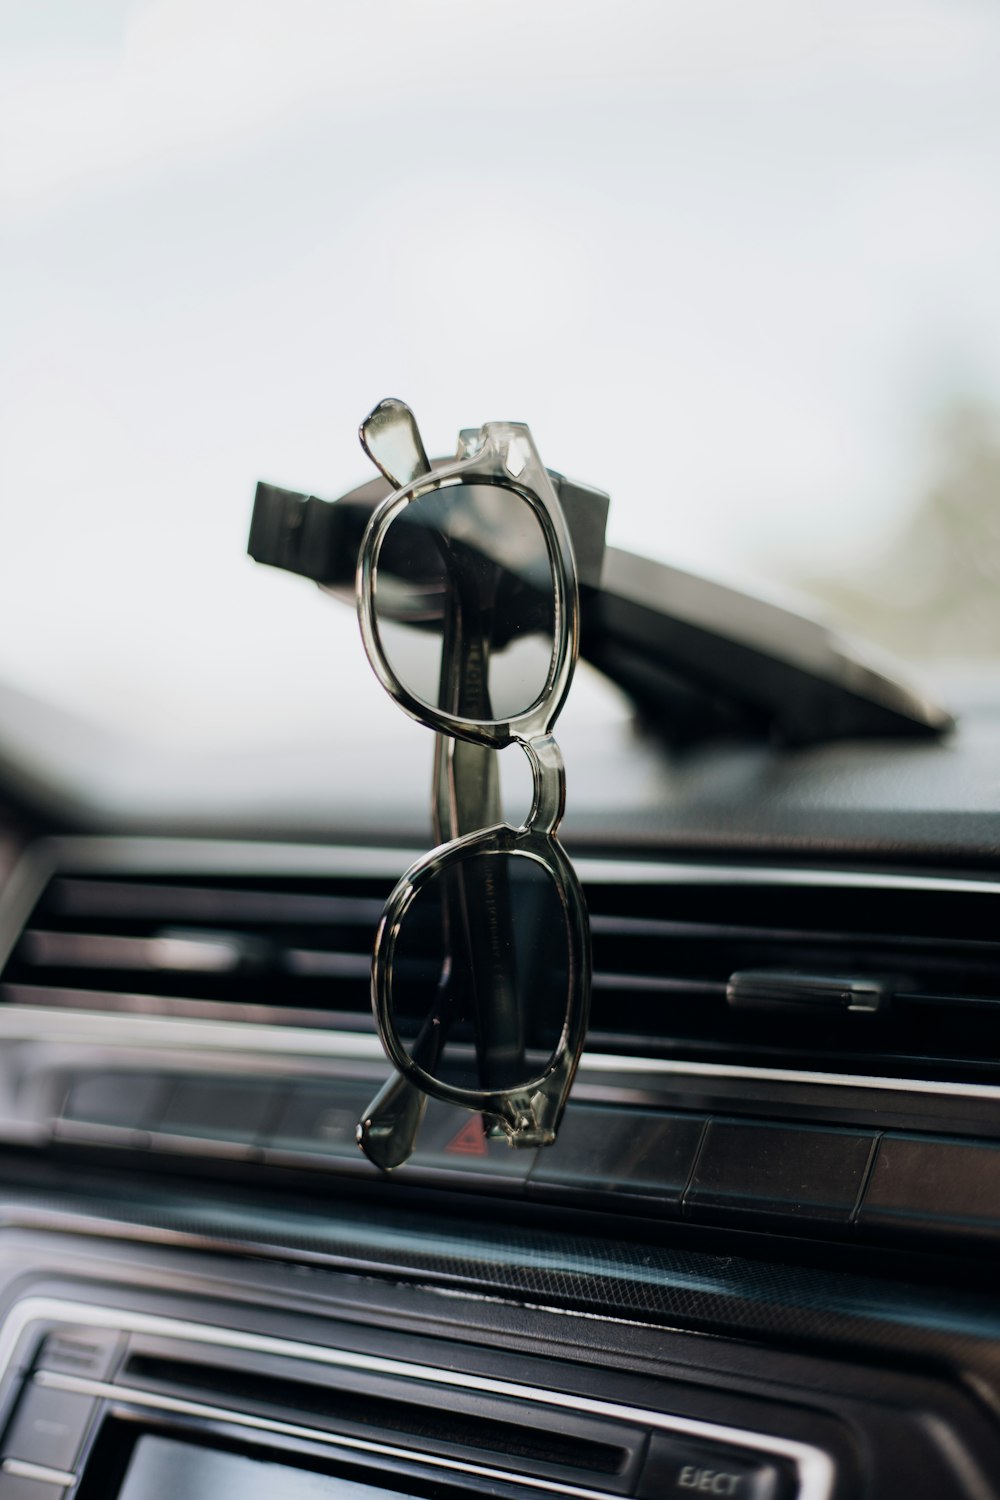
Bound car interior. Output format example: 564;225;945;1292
3;5;1000;1498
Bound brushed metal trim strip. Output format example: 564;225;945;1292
22;836;422;881
18;833;1000;894
0;1004;384;1059
579;859;1000;894
579;1051;1000;1101
1;1005;1000;1107
0;1296;833;1500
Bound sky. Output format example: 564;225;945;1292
2;0;999;750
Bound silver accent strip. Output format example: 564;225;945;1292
580;1051;1000;1101
0;1004;999;1107
578;861;1000;894
20;929;254;974
0;1004;384;1059
17;837;421;882
1;1457;76;1485
14;833;1000;893
0;1296;833;1500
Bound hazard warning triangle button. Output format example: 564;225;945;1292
444;1115;488;1156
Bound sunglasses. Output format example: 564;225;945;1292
354;400;591;1170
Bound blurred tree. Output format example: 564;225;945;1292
802;402;1000;662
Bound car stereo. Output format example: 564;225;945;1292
0;1298;832;1500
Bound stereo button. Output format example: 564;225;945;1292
0;1476;69;1498
2;1386;96;1472
638;1435;791;1500
36;1326;121;1382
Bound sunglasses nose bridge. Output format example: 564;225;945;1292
521;733;566;836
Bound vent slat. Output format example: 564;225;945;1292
591;973;725;996
0;981;373;1031
20;929;258;973
897;991;1000;1012
285;950;373;979
591;912;1000;957
49;878;385;926
18;930;372;982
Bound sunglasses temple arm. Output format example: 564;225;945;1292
356;988;457;1170
356;1067;429;1172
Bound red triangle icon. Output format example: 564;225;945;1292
445;1115;488;1156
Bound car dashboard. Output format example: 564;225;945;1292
0;702;999;1498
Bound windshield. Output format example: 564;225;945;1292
3;1;999;752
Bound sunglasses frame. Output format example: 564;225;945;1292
357;422;578;749
356;417;591;1146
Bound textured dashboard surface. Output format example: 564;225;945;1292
4;675;1000;861
0;1164;998;1389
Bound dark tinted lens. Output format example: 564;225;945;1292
389;851;570;1093
374;483;556;722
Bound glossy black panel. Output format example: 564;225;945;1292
685;1121;875;1229
266;1082;379;1161
410;1099;537;1182
62;1072;170;1132
859;1134;1000;1244
528;1106;704;1210
156;1077;282;1146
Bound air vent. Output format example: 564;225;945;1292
2;857;1000;1088
0;871;390;1031
584;872;1000;1085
